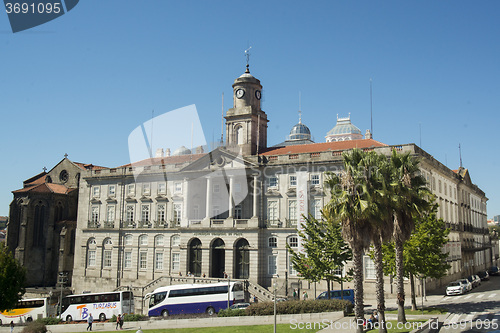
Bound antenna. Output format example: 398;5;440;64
298;91;302;123
370;79;373;136
257;113;261;154
419;122;422;147
221;92;224;145
244;46;252;72
150;110;154;158
459;144;463;168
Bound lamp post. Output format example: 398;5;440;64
273;280;277;333
58;272;67;319
227;272;230;309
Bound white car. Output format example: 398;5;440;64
446;281;467;296
458;278;472;292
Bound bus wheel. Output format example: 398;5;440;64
206;307;215;316
66;315;73;322
99;313;106;321
161;309;169;318
26;317;33;322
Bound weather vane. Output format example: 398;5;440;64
245;46;252;69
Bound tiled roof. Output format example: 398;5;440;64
23;172;47;187
261;139;387;156
13;183;75;195
73;162;108;170
119;154;206;168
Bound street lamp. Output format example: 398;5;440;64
274;274;279;333
58;272;68;319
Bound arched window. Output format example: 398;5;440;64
235;238;249;279
155;235;164;247
124;234;133;246
188;238;202;277
171;235;180;247
55;202;64;222
102;238;113;268
33;202;46;247
87;237;97;267
235;125;244;145
139;234;148;246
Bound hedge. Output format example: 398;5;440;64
245;299;353;316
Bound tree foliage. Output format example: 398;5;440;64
0;243;26;311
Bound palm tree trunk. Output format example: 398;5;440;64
410;272;417;311
395;238;407;323
352;247;364;333
373;235;387;333
327;279;331;299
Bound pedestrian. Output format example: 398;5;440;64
87;313;93;331
10;321;14;333
116;314;121;330
303;291;308;300
119;314;124;330
293;289;297;300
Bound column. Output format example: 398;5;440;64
205;177;212;219
228;176;234;218
182;178;189;227
252;175;259;218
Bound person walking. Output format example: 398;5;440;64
116;314;121;330
303;291;308;300
119;314;124;330
87;313;93;331
10;321;14;333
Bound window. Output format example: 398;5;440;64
311;174;320;186
171;235;180;247
108;185;116;197
158;183;166;194
268;201;278;222
91;206;99;223
438;180;442;193
107;205;115;222
269;177;278;188
139;235;148;246
288;200;297;223
124;251;132;269
288;236;298;248
193;205;200;219
92;186;100;197
268;255;277;275
364;256;376;280
143;183;151;195
213;184;220;193
126;205;134;222
88;250;96;266
124;234;133;246
174;182;182;193
155;252;164;270
212;205;220;218
288;255;297;276
173;203;182;222
141;204;150;222
157;204;166;222
289;175;297;187
155;235;164;247
268;236;277;248
311;199;322;219
139;252;147;269
172;253;180;271
127;184;135;196
234;205;242;219
103;250;112;268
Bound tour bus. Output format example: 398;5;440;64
147;282;245;317
61;291;134;322
0;298;49;325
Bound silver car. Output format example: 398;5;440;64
446;281;467;296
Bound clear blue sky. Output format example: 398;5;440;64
0;1;499;217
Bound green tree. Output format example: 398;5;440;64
287;210;352;299
325;148;374;333
389;150;429;323
0;243;26;311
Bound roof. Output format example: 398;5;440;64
73;162;108;171
23;172;47;187
261;139;387;156
13;183;76;195
120;153;206;168
326;117;362;136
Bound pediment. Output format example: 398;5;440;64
180;147;256;173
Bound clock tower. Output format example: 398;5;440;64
225;65;268;155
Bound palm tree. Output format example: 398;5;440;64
325;149;374;333
389;150;429;323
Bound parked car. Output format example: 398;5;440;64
446;280;468;296
477;271;490;281
489;266;499;276
473;275;481;287
317;289;355;304
466;275;481;288
229;302;250;310
458;278;472;292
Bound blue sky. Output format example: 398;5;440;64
0;1;499;217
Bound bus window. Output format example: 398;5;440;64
232;283;243;292
122;292;131;300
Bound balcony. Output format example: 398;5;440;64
103;221;114;228
266;220;283;228
87;220;100;228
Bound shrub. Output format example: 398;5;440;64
245;299;352;316
217;309;247;317
36;317;61;325
123;313;148;321
21;321;47;333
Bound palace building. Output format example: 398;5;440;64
9;64;491;312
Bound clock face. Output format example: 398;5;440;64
236;89;245;99
255;90;261;100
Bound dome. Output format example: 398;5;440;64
172;146;191;156
289;122;312;141
326;117;362;136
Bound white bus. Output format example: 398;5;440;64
0;298;49;325
61;291;134;322
147;282;244;317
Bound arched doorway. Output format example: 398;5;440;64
234;238;249;279
210;238;225;278
188;238;202;277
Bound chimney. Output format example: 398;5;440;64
155;148;164;158
196;146;204;154
165;148;171;157
365;129;372;139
